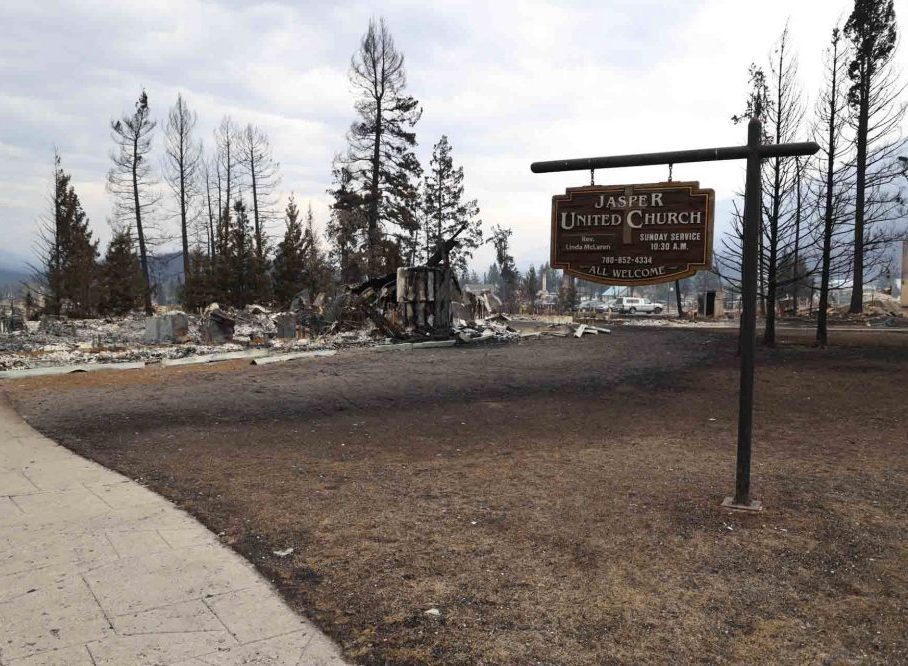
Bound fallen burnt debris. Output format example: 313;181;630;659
346;267;522;345
0;305;375;372
828;295;908;328
453;312;521;344
0;233;530;371
532;321;612;338
202;306;236;344
340;226;523;345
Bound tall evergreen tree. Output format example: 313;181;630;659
108;90;159;314
66;211;99;317
302;203;332;297
326;165;368;284
213;116;240;267
272;195;307;308
339;17;422;276
181;249;213;312
37;153;99;316
221;199;259;308
214;117;240;223
422;135;482;273
99;226;144;316
486;262;501;287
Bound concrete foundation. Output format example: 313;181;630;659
144;313;189;344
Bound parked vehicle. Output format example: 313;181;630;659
579;299;610;313
610;297;664;314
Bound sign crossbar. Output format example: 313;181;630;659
531;141;820;173
531;119;819;509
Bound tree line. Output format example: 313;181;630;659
34;17;487;318
717;0;906;347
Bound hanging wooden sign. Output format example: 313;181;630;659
550;181;714;286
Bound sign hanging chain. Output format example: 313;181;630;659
590;168;595;186
668;163;673;182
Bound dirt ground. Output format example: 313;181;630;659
4;328;907;665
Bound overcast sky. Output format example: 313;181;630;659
2;0;906;272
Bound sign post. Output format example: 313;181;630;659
531;118;819;510
733;117;763;509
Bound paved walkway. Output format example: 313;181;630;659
0;395;348;666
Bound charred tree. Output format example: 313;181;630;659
813;28;854;347
107;90;159;315
163;94;202;302
239;124;280;262
844;0;902;312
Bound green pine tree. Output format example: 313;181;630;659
422;135;482;273
42;153;99;316
272;195;307;308
326;166;368;284
486;263;501;287
223;199;259;307
99;227;144;316
302;203;332;298
181;249;213;311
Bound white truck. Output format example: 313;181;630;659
610;297;664;315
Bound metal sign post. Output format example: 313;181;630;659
531;117;819;510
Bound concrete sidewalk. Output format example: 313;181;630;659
0;395;348;665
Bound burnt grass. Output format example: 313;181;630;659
6;328;908;665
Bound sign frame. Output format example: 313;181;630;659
549;180;715;287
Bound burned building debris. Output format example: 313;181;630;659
0;230;525;372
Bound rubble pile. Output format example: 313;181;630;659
829;295;907;327
0;304;385;372
0;231;534;372
453;314;521;344
529;322;612;337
